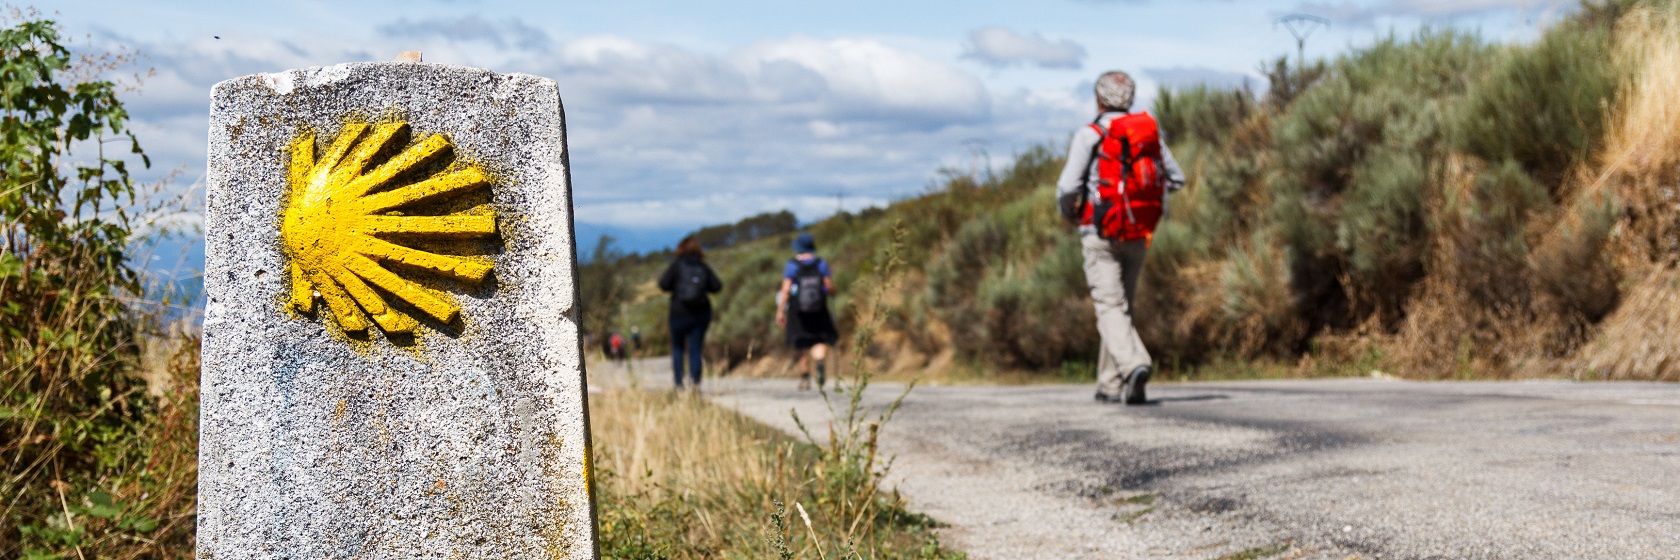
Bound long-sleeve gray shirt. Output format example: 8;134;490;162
1055;111;1186;234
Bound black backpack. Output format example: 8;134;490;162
674;261;709;305
791;259;827;313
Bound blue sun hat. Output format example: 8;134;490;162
792;232;816;254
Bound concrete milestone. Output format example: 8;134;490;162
200;62;597;559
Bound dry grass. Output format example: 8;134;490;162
1584;4;1680;237
589;385;789;501
1;243;201;559
1390;2;1680;379
1580;270;1680;380
1388;157;1550;376
1574;3;1680;380
588;382;961;560
589;387;794;552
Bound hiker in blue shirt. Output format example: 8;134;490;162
776;232;839;391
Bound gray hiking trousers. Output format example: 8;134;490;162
1080;233;1152;397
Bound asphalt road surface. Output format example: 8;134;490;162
651;370;1680;559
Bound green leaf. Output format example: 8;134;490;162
123;515;159;533
84;503;123;519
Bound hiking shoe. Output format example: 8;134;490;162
1122;365;1151;405
1094;391;1121;403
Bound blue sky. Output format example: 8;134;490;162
45;0;1575;254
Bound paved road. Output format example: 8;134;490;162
664;372;1680;559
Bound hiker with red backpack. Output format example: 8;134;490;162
608;332;626;362
1056;70;1185;405
659;235;724;391
776;232;839;391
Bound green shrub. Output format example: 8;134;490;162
925;215;1008;352
1218;231;1301;353
1260;56;1329;113
1154;85;1256;148
661;4;1652;377
971;234;1095;369
1269;29;1495;323
706;243;787;368
1444;160;1549;303
1453;3;1629;188
1;14;196;559
1533;192;1621;321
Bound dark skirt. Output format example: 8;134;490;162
785;307;839;350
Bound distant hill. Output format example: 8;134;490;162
575;222;691;258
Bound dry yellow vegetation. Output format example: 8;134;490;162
1577;4;1680;380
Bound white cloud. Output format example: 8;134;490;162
84;19;1083;243
808;120;846;138
961;26;1086;69
1293;0;1577;26
558;35;652;65
542;33;994;125
739;37;991;123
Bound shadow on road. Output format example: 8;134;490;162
1147;394;1231;404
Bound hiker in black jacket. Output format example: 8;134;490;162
658;236;723;391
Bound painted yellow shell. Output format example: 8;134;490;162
281;122;496;334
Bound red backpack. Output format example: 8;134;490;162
1079;112;1166;242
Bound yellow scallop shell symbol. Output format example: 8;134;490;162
281;121;497;334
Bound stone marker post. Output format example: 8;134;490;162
200;62;598;559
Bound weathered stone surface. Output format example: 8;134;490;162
200;62;596;559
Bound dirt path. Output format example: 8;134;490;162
600;363;1680;559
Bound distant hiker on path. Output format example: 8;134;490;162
659;235;724;391
776;232;839;391
1056;70;1185;405
608;332;626;362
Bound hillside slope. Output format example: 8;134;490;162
595;0;1680;381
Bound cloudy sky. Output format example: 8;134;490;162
48;0;1574;253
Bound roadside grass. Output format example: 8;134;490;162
590;386;960;560
589;387;959;559
591;225;964;560
1112;507;1156;525
1214;543;1295;560
1103;493;1158;525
